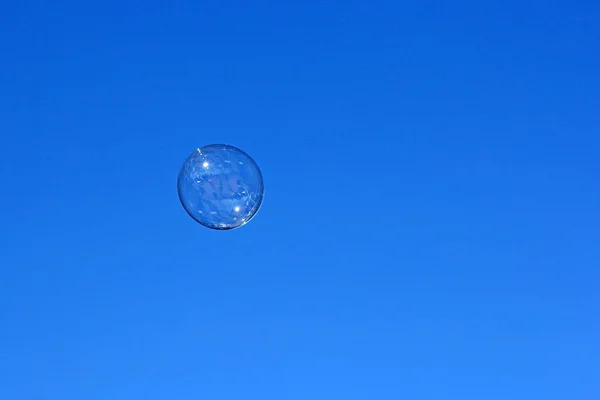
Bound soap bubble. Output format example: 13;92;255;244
177;144;264;230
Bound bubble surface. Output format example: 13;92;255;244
177;144;264;230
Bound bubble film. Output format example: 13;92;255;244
177;144;264;230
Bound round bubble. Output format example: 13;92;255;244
177;144;264;230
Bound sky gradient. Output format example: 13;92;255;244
1;1;599;399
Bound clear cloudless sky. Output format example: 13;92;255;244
1;1;599;399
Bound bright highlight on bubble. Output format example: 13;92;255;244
177;144;264;230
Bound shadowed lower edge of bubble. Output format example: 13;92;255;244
176;185;265;230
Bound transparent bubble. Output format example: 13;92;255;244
177;144;264;230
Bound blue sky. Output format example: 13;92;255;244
1;1;599;399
